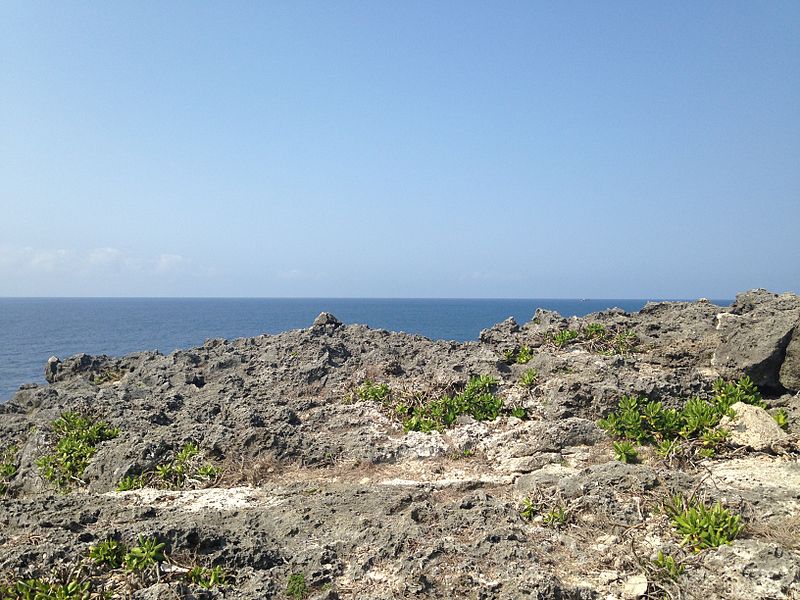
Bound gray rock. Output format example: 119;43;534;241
779;324;800;392
712;290;800;391
718;401;789;451
44;355;60;383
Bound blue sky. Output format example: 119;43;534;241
1;2;798;298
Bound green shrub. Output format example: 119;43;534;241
353;380;391;403
515;345;534;364
585;323;607;338
399;375;502;433
598;377;760;457
612;441;638;463
510;406;528;420
542;506;569;528
89;539;127;569
118;442;220;491
664;496;743;552
0;446;18;495
36;412;119;490
518;369;538;389
552;329;579;348
519;497;538;521
286;572;308;599
187;565;227;589
611;330;638;355
652;551;684;580
0;577;92;599
124;536;166;572
773;409;789;430
116;475;146;492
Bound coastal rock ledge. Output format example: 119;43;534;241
1;289;799;599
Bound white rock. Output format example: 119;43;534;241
621;573;648;598
718;402;788;451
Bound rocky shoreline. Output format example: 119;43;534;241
1;289;799;599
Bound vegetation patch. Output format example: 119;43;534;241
36;412;120;490
0;576;94;600
286;572;308;599
186;565;227;589
663;495;743;552
518;369;539;389
0;446;19;495
519;495;571;529
598;377;764;458
115;442;220;491
396;375;503;432
504;345;534;364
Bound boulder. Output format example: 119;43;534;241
718;401;789;451
310;312;342;336
44;355;61;383
712;290;800;391
779;325;800;392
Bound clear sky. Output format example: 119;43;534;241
1;2;798;298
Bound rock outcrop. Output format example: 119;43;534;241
1;291;799;599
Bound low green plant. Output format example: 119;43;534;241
515;345;534;364
611;330;637;355
519;497;538;521
518;369;539;389
652;551;684;580
584;323;606;338
612;441;638;463
0;577;92;599
286;572;308;599
123;442;220;491
116;475;146;491
399;375;502;433
36;412;120;490
552;329;579;348
664;495;743;552
598;377;761;458
124;536;166;572
353;380;391;403
542;506;569;528
186;565;227;589
773;409;789;430
510;406;528;419
0;446;18;495
89;539;127;569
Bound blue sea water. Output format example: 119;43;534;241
0;297;729;401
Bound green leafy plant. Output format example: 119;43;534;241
353;380;391;403
773;409;789;430
399;375;502;433
121;442;220;491
598;378;761;459
611;330;638;355
515;345;534;364
89;539;127;569
519;497;538;521
0;446;18;495
124;536;166;572
36;412;120;490
664;496;743;552
518;369;539;389
116;475;145;491
542;506;569;528
0;577;92;599
186;565;227;589
552;329;579;348
510;406;528;419
652;551;684;580
612;441;638;463
584;323;607;338
286;572;308;599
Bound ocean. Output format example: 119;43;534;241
0;297;728;401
